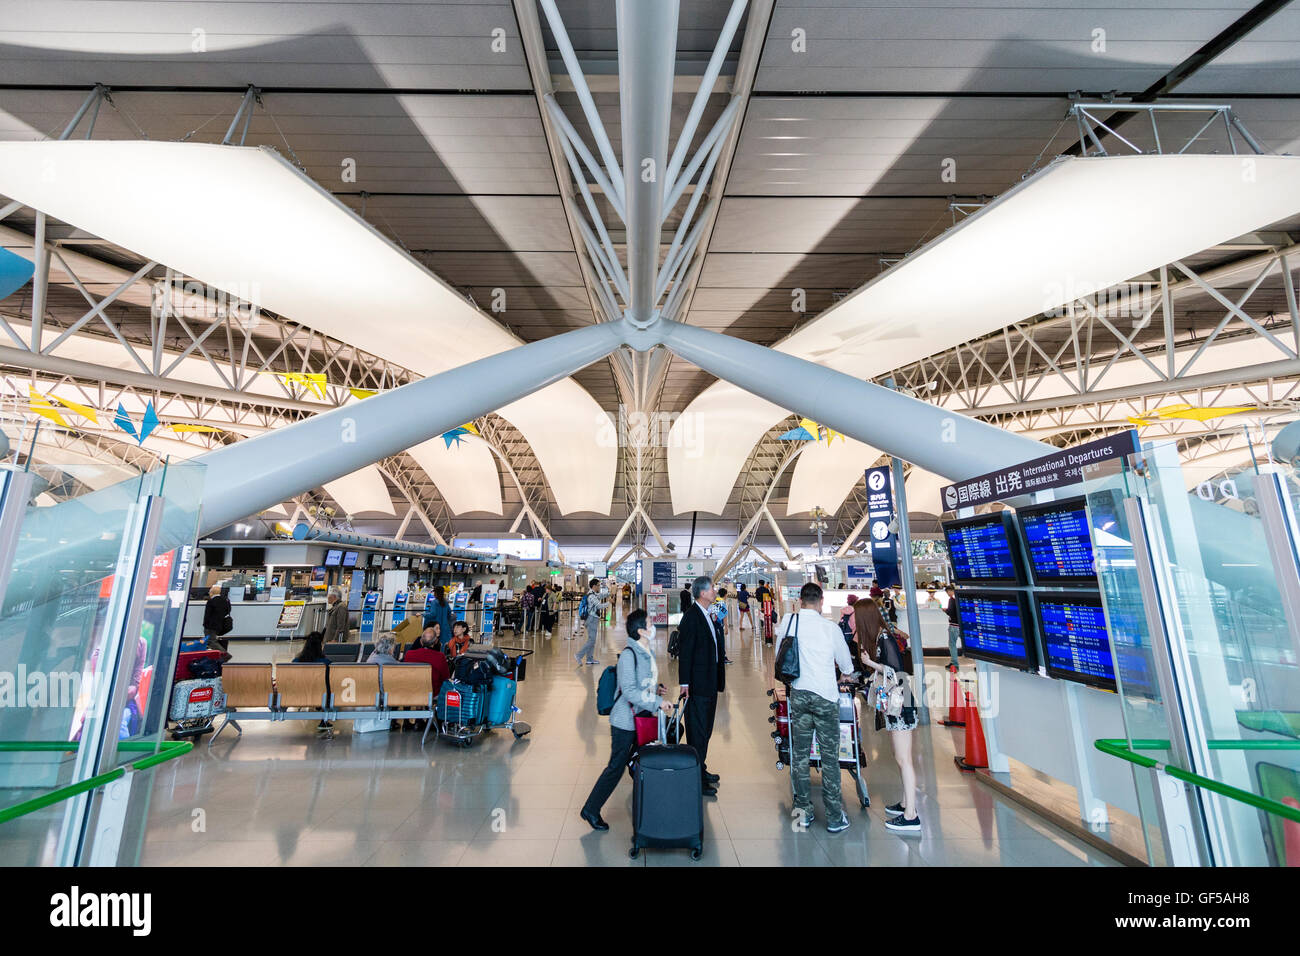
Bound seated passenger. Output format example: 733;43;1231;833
366;633;400;665
292;631;329;663
290;630;331;731
446;620;472;658
403;624;452;697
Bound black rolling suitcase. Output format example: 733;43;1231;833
629;703;703;861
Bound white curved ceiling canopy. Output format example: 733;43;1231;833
405;435;503;516
784;437;880;517
0;140;616;515
322;465;395;518
669;154;1300;514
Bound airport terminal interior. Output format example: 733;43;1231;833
1;0;1299;870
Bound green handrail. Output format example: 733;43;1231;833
1095;738;1300;824
0;740;192;825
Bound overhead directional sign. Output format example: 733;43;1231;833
941;431;1139;511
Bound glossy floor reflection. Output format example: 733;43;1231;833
141;620;1120;867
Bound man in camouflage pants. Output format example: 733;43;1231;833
790;689;844;827
782;582;855;833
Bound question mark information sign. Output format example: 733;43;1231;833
865;466;900;589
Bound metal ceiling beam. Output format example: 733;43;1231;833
1063;0;1294;156
616;0;679;327
0;344;323;412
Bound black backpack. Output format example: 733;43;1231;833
597;649;633;715
667;628;681;658
453;656;494;686
774;614;800;684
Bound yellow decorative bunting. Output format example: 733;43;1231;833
28;387;98;425
1130;404;1256;428
27;389;68;427
349;388;378;401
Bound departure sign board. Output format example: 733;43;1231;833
942;513;1025;585
957;591;1036;669
1037;593;1115;690
1018;498;1097;585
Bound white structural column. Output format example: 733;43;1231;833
655;319;1050;481
616;0;679;327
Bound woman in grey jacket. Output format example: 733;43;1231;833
580;609;670;831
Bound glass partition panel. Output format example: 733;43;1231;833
1087;438;1300;866
0;453;206;865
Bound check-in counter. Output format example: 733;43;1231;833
182;598;327;640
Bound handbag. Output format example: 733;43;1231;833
216;614;234;637
876;623;912;674
634;711;658;747
870;666;906;718
774;613;800;684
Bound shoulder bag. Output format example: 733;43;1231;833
774;613;800;685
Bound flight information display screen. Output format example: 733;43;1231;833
957;591;1037;669
1018;498;1098;585
943;513;1025;585
1037;593;1116;690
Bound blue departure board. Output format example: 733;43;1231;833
1018;498;1097;584
943;513;1024;585
1037;594;1116;690
957;591;1036;669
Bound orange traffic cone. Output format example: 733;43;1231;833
941;672;966;727
1284;798;1300;867
954;690;988;772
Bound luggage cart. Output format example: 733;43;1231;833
766;677;870;809
435;647;534;747
167;650;226;741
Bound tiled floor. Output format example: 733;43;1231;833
138;618;1120;867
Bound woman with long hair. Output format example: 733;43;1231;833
853;597;920;833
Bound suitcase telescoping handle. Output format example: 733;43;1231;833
657;697;684;745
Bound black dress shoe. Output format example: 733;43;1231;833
704;772;720;784
702;785;719;797
580;809;609;831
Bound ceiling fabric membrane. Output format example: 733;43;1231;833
322;465;395;518
784;437;880;517
405;435;503;516
0;140;616;515
669;154;1300;513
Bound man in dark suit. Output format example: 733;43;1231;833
677;575;724;796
